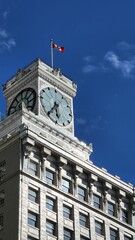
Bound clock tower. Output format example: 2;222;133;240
3;58;77;136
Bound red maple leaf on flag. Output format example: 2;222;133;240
52;43;64;52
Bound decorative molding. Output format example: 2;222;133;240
38;71;76;97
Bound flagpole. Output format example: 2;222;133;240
51;39;54;69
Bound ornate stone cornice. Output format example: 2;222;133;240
3;69;39;98
0;107;92;160
38;68;76;97
3;58;77;98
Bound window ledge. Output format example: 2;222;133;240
28;225;39;239
95;233;105;240
63;218;74;230
28;201;39;213
80;226;89;237
46;210;57;222
46;233;57;240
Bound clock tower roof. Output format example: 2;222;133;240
3;58;77;99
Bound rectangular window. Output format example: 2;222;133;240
0;162;6;182
34;152;41;160
63;205;72;219
46;197;55;211
93;194;101;209
124;235;132;240
108;202;115;216
64;228;72;240
78;186;86;201
62;178;71;193
95;220;103;235
46;169;54;185
110;228;118;240
28;188;38;203
122;209;128;223
0;191;4;206
28;212;38;228
79;213;87;227
46;220;55;236
0;215;3;230
29;161;37;176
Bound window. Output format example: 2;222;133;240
95;220;104;235
96;183;102;193
78;186;86;201
124;201;129;209
108;202;115;216
124;235;132;240
28;188;38;203
0;191;4;206
64;228;72;240
33;151;41;160
63;205;72;219
79;213;87;227
29;161;37;176
80;236;89;240
62;178;71;193
93;194;101;209
108;188;117;201
46;197;55;211
46;169;54;185
46;220;55;236
28;212;38;228
110;228;118;240
0;162;6;182
0;215;3;230
122;209;128;223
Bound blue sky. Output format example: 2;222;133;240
1;0;135;184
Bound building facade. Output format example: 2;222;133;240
0;58;135;240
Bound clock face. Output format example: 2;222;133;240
40;87;72;126
8;88;36;116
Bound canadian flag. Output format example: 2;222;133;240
52;43;64;52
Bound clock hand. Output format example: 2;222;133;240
56;107;60;119
48;102;59;115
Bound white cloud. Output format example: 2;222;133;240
121;60;135;78
0;38;16;51
76;117;87;126
105;51;120;69
82;61;107;74
0;29;8;38
117;41;135;51
82;64;98;73
82;42;135;78
82;55;100;74
2;11;9;20
0;28;16;52
105;51;135;78
0;10;16;53
83;55;97;63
